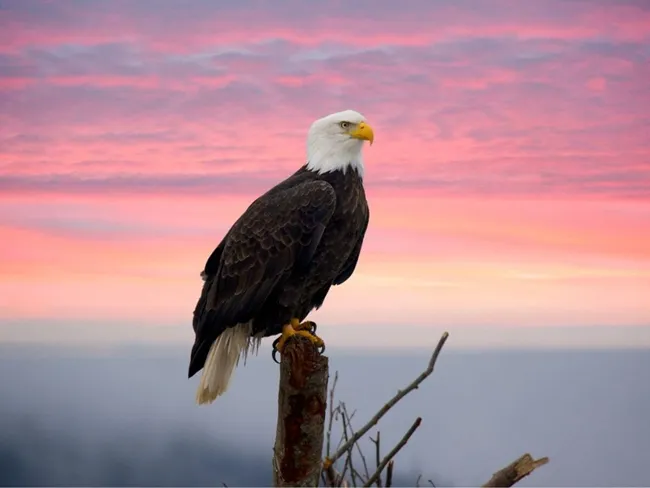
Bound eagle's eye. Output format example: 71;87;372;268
339;121;350;130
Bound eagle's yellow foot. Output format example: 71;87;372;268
272;319;325;363
290;318;317;335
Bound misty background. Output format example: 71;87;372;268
1;339;649;487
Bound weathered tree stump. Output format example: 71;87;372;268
272;335;329;487
268;330;549;488
482;453;550;487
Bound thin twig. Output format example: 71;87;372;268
338;406;358;487
324;464;341;488
415;474;422;487
341;403;371;482
385;460;394;488
428;480;436;487
324;332;449;469
327;406;349;487
348;408;357;421
339;452;353;487
370;432;382;487
363;417;423;487
335;408;348;452
326;371;340;457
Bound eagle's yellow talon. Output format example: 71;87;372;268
292;318;317;333
295;329;324;347
274;318;324;356
323;457;333;470
275;322;297;353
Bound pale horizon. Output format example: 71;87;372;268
2;320;649;351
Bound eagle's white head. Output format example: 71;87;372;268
306;109;374;178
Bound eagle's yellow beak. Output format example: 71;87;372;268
349;121;374;146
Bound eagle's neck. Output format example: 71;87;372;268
305;138;364;178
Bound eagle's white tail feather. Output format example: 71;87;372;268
195;321;263;405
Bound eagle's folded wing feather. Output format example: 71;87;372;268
194;180;337;337
333;206;369;286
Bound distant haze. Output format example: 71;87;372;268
1;342;649;487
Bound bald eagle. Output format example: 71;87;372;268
189;109;373;404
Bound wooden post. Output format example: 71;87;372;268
273;335;329;487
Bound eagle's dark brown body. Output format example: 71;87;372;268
188;164;369;378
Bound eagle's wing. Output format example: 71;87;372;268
191;179;337;356
191;237;226;334
333;203;369;286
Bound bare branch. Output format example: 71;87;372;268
482;453;549;487
385;460;394;488
370;432;382;487
324;332;449;470
363;417;423;487
415;474;422;487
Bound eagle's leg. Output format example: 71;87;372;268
271;318;325;363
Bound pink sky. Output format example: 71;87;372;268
1;0;649;348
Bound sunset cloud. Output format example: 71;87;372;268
1;0;649;342
2;0;649;53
